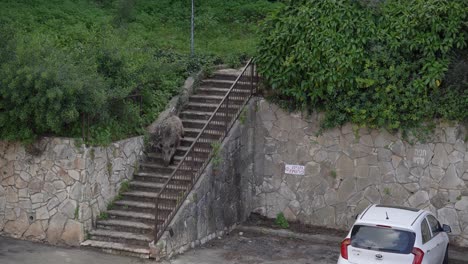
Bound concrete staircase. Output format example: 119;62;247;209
81;69;248;258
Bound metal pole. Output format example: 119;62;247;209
250;64;254;95
190;0;195;57
154;197;159;240
225;97;229;135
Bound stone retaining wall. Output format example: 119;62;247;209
0;137;144;246
252;99;468;246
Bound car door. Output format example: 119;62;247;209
426;215;447;263
419;218;441;264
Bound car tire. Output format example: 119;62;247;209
443;246;449;264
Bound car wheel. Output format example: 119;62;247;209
443;246;449;264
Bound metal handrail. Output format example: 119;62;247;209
153;58;258;242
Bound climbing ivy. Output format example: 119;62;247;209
257;0;468;131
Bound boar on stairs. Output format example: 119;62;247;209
148;114;185;167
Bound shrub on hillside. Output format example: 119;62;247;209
257;0;468;131
0;0;280;143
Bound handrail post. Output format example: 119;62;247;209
154;197;159;240
225;96;230;135
250;63;254;96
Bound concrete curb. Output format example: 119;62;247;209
237;225;468;262
237;226;342;245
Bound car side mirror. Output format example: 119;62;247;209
443;224;452;233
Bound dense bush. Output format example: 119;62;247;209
257;0;468;131
0;0;280;143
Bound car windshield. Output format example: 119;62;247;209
351;225;416;254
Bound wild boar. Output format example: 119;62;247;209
150;115;184;167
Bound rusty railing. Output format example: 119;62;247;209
154;58;258;241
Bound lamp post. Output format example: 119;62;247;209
190;0;195;57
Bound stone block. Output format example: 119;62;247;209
46;213;68;244
4;210;29;237
408;190;429;208
437;208;461;235
58;199;77;219
6;187;18;203
452;194;468;213
23;221;46;240
432;143;450;169
68;170;80;181
36;206;50;220
60;219;83;246
440;164;465;189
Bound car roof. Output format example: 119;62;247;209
357;204;425;230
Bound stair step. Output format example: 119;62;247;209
184;127;225;139
81;240;150;259
122;190;182;204
89;229;152;242
107;209;162;225
144;153;206;166
114;200;155;211
179;110;228;122
133;172;195;184
178;145;212;154
195;87;250;96
145;153;184;163
107;210;155;220
130;181;190;192
88;229;152;247
200;79;235;88
96;219;153;234
138;163;176;174
189;94;224;104
186;102;241;111
180;136;214;148
97;219;153;229
211;72;240;81
181;119;226;130
113;200;175;214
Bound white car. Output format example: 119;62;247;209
338;204;452;264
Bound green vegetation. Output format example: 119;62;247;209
257;0;468;133
239;107;247;125
119;180;130;194
211;141;222;168
74;206;79;219
383;188;391;196
274;212;289;229
0;0;281;144
107;162;113;176
98;212;109;220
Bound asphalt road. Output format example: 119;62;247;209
168;231;339;264
0;236;151;264
1;231;467;264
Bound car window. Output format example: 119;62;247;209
421;219;432;244
426;215;442;237
350;225;416;254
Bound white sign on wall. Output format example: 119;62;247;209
285;164;305;175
